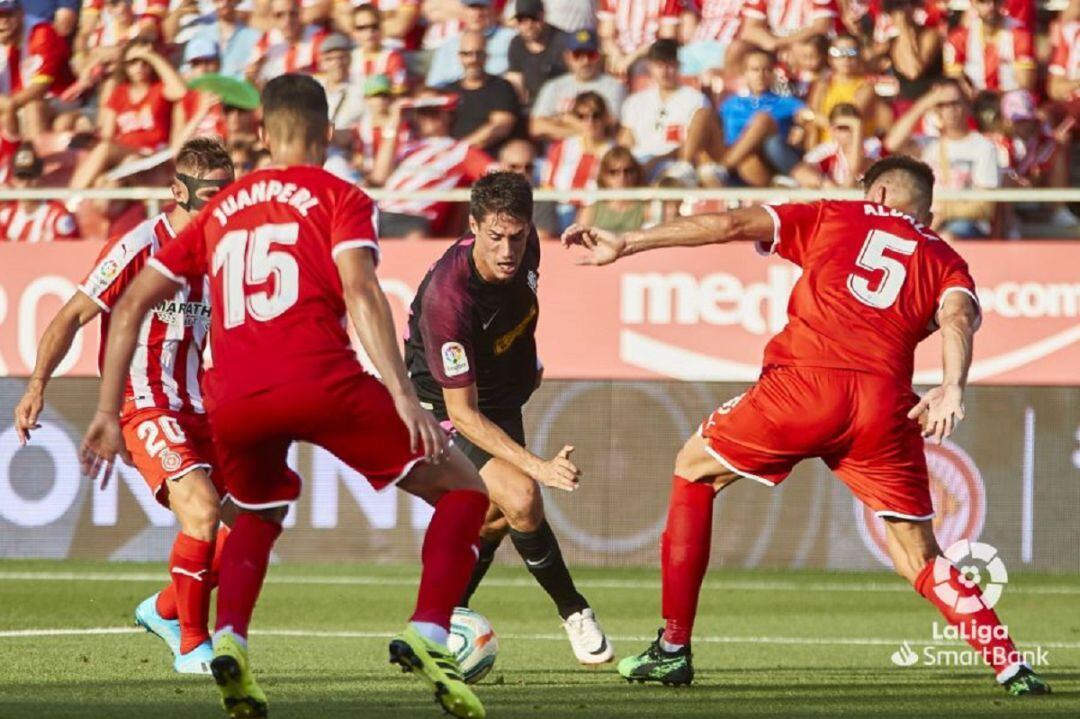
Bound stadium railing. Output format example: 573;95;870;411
2;187;1079;218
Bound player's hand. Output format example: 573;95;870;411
13;383;45;445
907;384;965;444
394;395;449;463
561;224;627;266
79;410;132;489
534;445;580;492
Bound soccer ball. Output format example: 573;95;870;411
446;607;498;684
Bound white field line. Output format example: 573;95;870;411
1;571;1079;596
1;626;1079;650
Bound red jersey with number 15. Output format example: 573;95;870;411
759;200;978;385
149;165;380;407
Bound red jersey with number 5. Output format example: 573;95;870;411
149;165;380;406
759;200;978;384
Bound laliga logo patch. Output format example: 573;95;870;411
160;450;182;473
932;539;1008;613
854;439;986;567
441;342;470;377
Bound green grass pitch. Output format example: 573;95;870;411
1;560;1077;718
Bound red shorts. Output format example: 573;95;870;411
701;365;933;519
207;371;426;510
120;405;221;508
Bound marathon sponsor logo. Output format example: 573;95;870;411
212;180;321;226
152;299;211;327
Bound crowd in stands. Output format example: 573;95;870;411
0;0;1077;242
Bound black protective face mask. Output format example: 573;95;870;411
176;173;231;211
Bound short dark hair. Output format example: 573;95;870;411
861;155;935;200
743;45;775;66
828;102;861;123
470;171;533;224
176;136;234;179
261;73;330;150
647;39;679;63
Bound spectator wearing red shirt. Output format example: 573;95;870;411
1;143;79;242
349;3;409;92
370;93;494;237
791;102;882;187
738;0;840;61
1048;0;1080;104
868;0;946;112
597;0;680;76
69;41;187;189
74;0;164;71
351;75;413;182
0;0;73;135
541;90;613;229
944;0;1035;93
246;0;329;88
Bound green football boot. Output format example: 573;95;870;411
617;629;694;686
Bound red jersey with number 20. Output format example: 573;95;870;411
759;200;978;384
149;165;380;407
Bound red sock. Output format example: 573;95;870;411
914;559;1021;679
156;581;178;621
215;513;282;639
169;532;216;654
206;525;230;588
411;490;488;629
661;475;715;647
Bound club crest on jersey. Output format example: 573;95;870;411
442;342;470;377
160;451;182;473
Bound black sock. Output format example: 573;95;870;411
459;536;502;607
509;519;588;619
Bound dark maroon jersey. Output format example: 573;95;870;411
405;230;541;420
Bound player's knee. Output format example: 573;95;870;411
502;481;542;532
169;472;220;540
674;437;709;481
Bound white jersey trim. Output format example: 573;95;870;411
77;287;111;313
147;257;187;285
875;509;937;521
936;286;983;331
758;204;782;256
697;426;778;487
331;239;381;265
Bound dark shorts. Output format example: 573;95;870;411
446;411;525;471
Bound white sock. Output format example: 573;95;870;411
411;621;449;647
660;638;684;653
213;625;248;649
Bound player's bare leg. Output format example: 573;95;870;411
884;518;1051;696
392;448;488;719
135;468;228;675
461;458;610;665
619;432;740;685
211;504;285;718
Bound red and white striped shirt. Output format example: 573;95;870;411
82;0;167;49
380;137;493;230
741;0;839;38
597;0;682;55
421;0;509;49
944;16;1035;92
357;0;424;50
0;19;71;98
541;136;610;198
0;134;18;186
802;137;883;186
0;201;78;242
249;25;330;84
353;114;412;176
995;128;1059;180
1049;19;1080;85
79;214;210;413
350;47;408;90
690;0;746;44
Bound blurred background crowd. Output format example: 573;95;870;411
0;0;1076;242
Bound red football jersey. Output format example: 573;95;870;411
149;166;379;406
760;200;978;383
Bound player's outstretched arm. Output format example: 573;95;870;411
81;267;180;482
561;206;775;265
907;291;979;443
444;385;580;492
336;247;448;463
14;292;101;445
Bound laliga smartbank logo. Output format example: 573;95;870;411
889;540;1049;670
